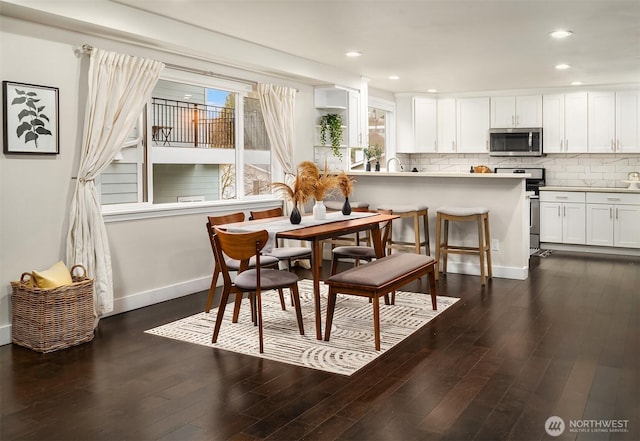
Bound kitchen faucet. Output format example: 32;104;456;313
386;157;404;172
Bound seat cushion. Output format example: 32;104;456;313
377;204;428;213
234;268;299;290
326;253;435;288
225;255;279;270
332;245;377;259
265;247;311;260
437;206;489;216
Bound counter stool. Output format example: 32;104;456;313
435;207;492;285
376;204;430;255
325;200;371;248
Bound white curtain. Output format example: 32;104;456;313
257;84;297;176
67;48;164;317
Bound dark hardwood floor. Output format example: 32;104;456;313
2;251;639;441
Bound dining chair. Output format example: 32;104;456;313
205;213;280;314
249;207;312;270
210;227;304;353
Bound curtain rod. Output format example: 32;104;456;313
75;43;261;88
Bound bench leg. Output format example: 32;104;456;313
373;295;381;351
428;269;437;310
324;288;338;342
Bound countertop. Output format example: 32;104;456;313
346;171;530;178
541;186;640;194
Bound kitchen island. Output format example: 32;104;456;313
343;171;531;280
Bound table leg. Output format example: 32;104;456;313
370;225;383;257
312;239;323;340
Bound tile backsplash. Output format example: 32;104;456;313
401;153;640;188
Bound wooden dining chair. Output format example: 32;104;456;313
249;207;312;270
205;213;280;314
210;227;304;353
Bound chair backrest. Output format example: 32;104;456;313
206;212;245;259
213;227;269;262
250;207;283;220
378;209;394;256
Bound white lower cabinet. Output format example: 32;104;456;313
540;191;586;244
586;193;640;248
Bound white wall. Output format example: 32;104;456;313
0;14;337;345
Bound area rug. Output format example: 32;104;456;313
145;279;459;376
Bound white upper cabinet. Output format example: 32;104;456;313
490;95;542;128
437;98;457;153
412;97;438;153
615;90;640;153
314;86;361;149
543;92;588;153
457;97;490;153
588;90;640;153
588;91;616;152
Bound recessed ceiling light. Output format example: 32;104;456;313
550;30;573;39
571;81;583;86
388;75;400;80
184;94;192;99
427;89;438;93
345;51;362;58
555;63;571;70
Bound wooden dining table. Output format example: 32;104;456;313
219;211;398;340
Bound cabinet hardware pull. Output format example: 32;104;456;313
616;208;619;220
558;206;561;216
607;197;620;201
563;206;566;217
617;139;620;150
610;207;613;218
560;139;563;150
557;196;568;199
566;139;569;150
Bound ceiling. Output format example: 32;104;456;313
117;1;640;94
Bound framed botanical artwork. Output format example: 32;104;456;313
3;81;59;154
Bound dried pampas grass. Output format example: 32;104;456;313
335;171;355;197
271;161;340;204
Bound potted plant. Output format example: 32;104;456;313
364;145;382;171
319;113;343;158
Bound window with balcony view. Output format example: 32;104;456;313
99;75;271;207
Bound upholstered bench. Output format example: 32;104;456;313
324;253;437;350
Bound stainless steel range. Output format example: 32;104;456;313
494;167;546;249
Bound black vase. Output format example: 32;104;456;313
366;162;371;171
375;161;380;171
289;204;301;224
342;197;352;215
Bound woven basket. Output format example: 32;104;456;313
10;264;95;353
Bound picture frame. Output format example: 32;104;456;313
3;81;59;154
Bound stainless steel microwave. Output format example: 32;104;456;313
489;128;543;156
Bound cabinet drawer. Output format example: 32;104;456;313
586;192;640;205
540;191;585;203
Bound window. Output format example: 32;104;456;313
367;97;395;166
99;72;272;208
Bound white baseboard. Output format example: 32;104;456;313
440;262;528;281
103;276;211;318
0;276;212;347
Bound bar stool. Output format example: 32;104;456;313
325;200;371;248
376;204;430;255
435;206;492;285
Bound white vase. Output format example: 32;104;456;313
313;200;326;220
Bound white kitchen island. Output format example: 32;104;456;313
344;171;531;280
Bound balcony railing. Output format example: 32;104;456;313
151;97;235;148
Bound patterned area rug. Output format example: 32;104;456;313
145;279;459;376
